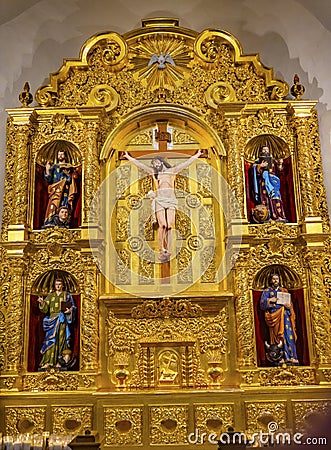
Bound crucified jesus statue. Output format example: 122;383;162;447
122;149;203;262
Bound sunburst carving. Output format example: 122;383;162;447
129;36;193;90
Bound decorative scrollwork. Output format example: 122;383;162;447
87;84;120;112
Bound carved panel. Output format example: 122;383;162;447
194;404;235;435
150;405;188;445
5;407;46;435
104;407;143;446
52;406;93;434
292;400;331;432
245;401;287;433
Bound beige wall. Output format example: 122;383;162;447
1;0;330;217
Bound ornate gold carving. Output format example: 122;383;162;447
249;222;299;239
99;36;127;67
104;407;143;446
194;404;234;434
201;247;216;283
116;165;131;198
172;129;197;144
22;370;80;391
116;249;131;285
305;250;331;364
139;249;155;284
292;400;331;432
225;119;245;218
245;401;287;433
131;298;203;319
150;405;188;444
177;247;193;283
52;406;93;434
87;84;120;112
206;82;237;107
5;407;46;435
30;228;80;244
259;367;316;386
129;129;153;145
116;207;130;241
106;304;228;389
51;113;67;132
175;207;191;239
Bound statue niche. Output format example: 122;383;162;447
244;135;296;224
253;265;309;367
28;270;80;372
33;140;82;230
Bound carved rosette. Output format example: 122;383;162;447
5;407;46;435
104;407;143;446
150;405;188;445
245;401;287;433
52;406;93;434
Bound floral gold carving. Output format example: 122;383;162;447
259;367;316;386
5;407;46;435
194;404;234;434
52;406;93;434
104;407;143;445
245;401;287;433
22;370;80;391
150;405;188;444
292;400;331;432
87;84;120;112
131;298;203;319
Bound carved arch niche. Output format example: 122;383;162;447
253;264;309;367
99;111;229;295
33;140;82;230
28;269;80;372
244;134;296;224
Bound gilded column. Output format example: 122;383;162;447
82;121;100;224
225;118;245;219
305;250;331;365
291;115;317;218
5;258;25;373
80;254;99;371
233;254;256;367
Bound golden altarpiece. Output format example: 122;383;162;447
0;18;331;448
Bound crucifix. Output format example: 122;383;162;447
122;120;205;284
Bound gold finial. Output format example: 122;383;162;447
19;82;33;107
290;74;305;100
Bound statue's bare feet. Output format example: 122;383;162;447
159;249;171;262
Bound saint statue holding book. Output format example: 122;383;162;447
37;278;76;370
260;273;299;365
